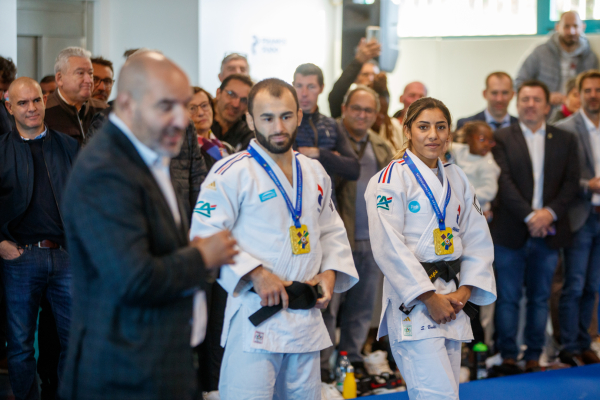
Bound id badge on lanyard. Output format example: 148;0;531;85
402;152;453;255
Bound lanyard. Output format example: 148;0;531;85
247;145;303;229
403;152;451;230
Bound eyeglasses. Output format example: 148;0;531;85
188;103;212;115
349;104;376;115
93;76;114;88
225;90;248;105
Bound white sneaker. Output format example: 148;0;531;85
203;391;220;400
321;382;344;400
363;350;394;376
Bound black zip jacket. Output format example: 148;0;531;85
0;128;80;243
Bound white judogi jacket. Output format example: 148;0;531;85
365;149;496;343
190;140;359;353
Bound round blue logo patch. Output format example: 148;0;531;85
408;201;420;213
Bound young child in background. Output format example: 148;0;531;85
451;121;500;221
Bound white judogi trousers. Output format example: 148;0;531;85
219;312;321;400
390;337;462;400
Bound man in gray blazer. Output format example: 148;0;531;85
556;70;600;366
60;51;238;399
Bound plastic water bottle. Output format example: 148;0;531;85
472;342;489;379
335;351;351;393
342;364;357;399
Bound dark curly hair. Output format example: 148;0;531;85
0;56;17;85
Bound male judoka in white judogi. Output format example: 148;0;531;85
366;149;496;399
190;78;358;400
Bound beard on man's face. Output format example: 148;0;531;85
254;126;298;154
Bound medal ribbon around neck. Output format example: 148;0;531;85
247;145;303;229
403;152;451;231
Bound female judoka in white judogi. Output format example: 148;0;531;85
190;79;358;400
365;97;497;399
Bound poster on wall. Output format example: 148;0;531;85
200;0;328;94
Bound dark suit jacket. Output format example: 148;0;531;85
456;110;518;130
60;121;207;400
490;123;580;249
555;112;597;232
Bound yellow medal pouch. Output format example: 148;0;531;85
433;227;454;255
290;224;310;254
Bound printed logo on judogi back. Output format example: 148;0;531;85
259;189;277;202
254;331;264;344
377;195;393;211
441;232;453;251
408;201;420;213
194;201;216;218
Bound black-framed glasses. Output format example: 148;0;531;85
225;90;248;105
93;76;114;88
188;103;212;115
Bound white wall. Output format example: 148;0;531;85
93;0;200;88
0;0;17;61
199;0;339;113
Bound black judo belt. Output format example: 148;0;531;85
248;281;323;327
399;259;478;320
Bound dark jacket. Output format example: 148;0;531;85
555;111;597;231
87;108;207;221
548;106;571;125
170;126;207;220
211;116;253;152
335;124;393;249
0;128;79;244
44;89;108;145
0;100;15;135
490;123;580;249
328;58;364;119
60;121;208;400
456;110;519;130
295;108;360;188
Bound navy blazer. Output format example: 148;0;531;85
456;110;519;130
60;121;207;400
490;123;580;249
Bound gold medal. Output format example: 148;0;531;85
290;224;310;254
433;227;454;255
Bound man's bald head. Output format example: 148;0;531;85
6;77;46;137
114;51;193;158
557;11;585;48
116;51;188;103
8;77;43;102
400;81;427;110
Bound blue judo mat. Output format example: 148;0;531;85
363;364;600;400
